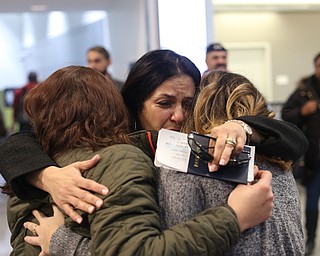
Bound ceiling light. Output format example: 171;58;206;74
30;5;48;12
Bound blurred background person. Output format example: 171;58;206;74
205;43;228;72
282;52;320;256
12;71;39;132
0;108;7;143
87;46;124;90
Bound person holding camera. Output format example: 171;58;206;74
282;52;320;255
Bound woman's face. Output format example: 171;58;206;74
139;75;195;131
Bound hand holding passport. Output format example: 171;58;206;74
155;129;255;184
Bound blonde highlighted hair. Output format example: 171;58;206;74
185;70;291;170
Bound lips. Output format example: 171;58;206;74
167;127;180;132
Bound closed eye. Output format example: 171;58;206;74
157;100;173;108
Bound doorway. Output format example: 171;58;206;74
224;42;273;102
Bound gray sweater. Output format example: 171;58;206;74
50;159;304;255
157;159;304;256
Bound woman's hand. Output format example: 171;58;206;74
27;154;109;223
228;167;274;232
208;121;247;172
24;205;65;256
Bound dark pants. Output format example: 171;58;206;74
306;167;320;211
305;167;320;244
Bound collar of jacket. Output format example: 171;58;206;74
129;130;158;161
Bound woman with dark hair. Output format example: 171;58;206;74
122;49;201;131
4;66;273;255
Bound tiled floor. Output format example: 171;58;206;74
0;176;320;255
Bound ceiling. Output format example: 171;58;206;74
213;0;320;12
0;0;117;13
0;0;320;13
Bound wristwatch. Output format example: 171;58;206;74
225;119;252;144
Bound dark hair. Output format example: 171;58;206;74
24;65;130;160
87;46;110;59
313;52;320;66
121;49;201;131
28;72;38;83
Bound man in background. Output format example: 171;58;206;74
282;52;320;256
87;46;124;90
0;109;7;142
13;72;39;131
205;43;228;72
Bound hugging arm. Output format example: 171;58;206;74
24;153;272;255
206;115;307;171
0;116;307;189
237;116;308;162
86;147;240;255
50;226;91;256
0;116;287;221
0;132;57;200
0;132;108;223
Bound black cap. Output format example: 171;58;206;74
206;43;227;54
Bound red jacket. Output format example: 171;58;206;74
13;82;38;121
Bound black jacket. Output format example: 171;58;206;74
282;75;320;169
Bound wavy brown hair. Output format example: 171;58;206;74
24;65;130;160
183;70;291;170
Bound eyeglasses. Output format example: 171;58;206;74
187;132;215;162
187;132;251;165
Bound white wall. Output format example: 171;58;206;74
0;14;26;88
0;0;154;90
0;1;156;127
213;11;320;102
0;12;110;90
158;0;213;73
106;0;152;81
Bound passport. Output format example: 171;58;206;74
187;131;254;184
155;129;255;184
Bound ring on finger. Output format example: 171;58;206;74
226;137;236;147
32;225;38;236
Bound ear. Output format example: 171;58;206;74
106;58;112;67
205;57;209;66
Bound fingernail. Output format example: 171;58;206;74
76;218;82;224
96;200;103;208
209;164;218;172
88;206;95;213
101;188;109;195
219;159;226;165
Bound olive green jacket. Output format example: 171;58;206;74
7;142;240;255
